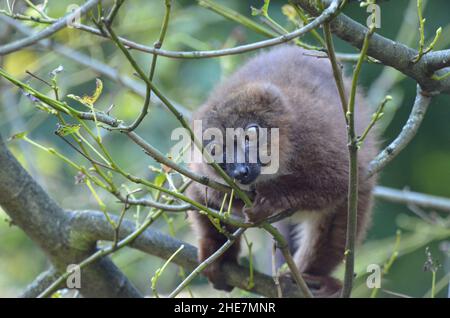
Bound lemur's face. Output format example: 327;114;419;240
216;124;262;185
199;83;293;186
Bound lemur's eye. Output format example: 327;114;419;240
204;140;223;160
245;124;259;142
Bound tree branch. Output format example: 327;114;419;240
0;0;101;55
0;135;141;298
373;186;450;213
0;15;191;119
169;228;246;298
25;181;450;298
20;267;59;298
426;49;450;72
1;0;341;59
2;0;448;299
67;210;307;298
367;86;433;177
294;0;450;95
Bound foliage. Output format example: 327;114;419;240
0;0;449;298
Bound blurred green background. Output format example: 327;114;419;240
0;0;449;298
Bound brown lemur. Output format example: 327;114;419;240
186;45;378;297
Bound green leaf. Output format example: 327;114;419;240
250;7;262;16
281;4;298;24
67;78;103;107
55;124;81;137
154;173;167;188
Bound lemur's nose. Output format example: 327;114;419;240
227;163;261;185
230;165;250;181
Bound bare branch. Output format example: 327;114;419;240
169;228;246;298
1;0;341;59
1;0;447;299
294;0;450;95
0;0;101;55
426;49;450;72
68;210;307;298
0;135;141;298
373;186;450;213
115;192;192;212
0;15;191;119
120;0;173;132
37;207;165;298
367;86;433;177
20;267;59;298
124;131;232;194
0;66;233;195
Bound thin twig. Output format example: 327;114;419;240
0;13;189;117
341;20;375;299
323;21;349;122
0;0;100;55
358;95;392;144
263;223;313;298
104;0;125;25
367;86;433;177
101;21;253;206
373;186;450;213
169;228;245;298
272;242;283;298
38;208;164;298
68;210;307;297
1;0;341;60
295;0;450;94
121;0;172;132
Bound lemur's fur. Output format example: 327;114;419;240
187;45;378;297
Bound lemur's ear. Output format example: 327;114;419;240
245;83;284;105
226;82;289;116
